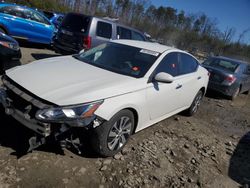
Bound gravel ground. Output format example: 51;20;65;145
0;45;250;188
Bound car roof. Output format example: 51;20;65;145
0;3;38;12
112;40;176;53
65;12;145;36
213;56;248;65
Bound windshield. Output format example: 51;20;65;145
203;58;239;73
74;43;160;78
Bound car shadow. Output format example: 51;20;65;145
31;53;61;60
228;131;250;186
3;60;21;71
17;40;52;50
0;107;98;158
0;59;21;75
205;89;229;100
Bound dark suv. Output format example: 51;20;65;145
53;13;146;54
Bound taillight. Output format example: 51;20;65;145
83;36;91;49
225;75;236;83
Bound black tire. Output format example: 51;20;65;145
230;87;240;100
91;110;134;157
185;90;203;116
0;28;7;34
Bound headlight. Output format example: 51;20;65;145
0;41;19;50
36;100;103;123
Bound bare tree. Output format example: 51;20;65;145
222;27;236;44
238;28;250;44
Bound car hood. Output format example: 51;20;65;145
6;56;147;106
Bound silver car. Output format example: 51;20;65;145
53;13;146;54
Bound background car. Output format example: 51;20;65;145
0;32;21;73
42;11;64;28
0;40;209;156
0;31;21;61
53;13;146;54
0;3;55;44
202;56;250;99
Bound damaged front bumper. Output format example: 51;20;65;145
0;77;102;152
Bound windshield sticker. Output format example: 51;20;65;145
140;49;159;56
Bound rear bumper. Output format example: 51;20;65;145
207;81;239;96
53;39;80;54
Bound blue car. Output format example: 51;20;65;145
0;3;55;44
42;11;64;28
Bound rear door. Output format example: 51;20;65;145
178;52;202;107
23;8;53;44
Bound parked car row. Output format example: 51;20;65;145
0;2;146;49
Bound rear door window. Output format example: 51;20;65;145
24;9;50;25
96;21;112;39
132;31;145;41
179;53;198;75
117;26;132;39
61;14;90;33
0;6;25;19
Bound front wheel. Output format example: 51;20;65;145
91;110;134;157
185;90;203;116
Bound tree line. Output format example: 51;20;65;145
6;0;250;61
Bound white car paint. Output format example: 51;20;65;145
5;40;209;133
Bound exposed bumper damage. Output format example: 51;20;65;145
0;76;102;153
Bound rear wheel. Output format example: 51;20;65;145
185;90;203;116
91;110;134;157
230;87;240;100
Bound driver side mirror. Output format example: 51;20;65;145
154;72;174;83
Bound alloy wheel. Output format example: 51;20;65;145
107;116;132;151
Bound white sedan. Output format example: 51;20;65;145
0;40;209;156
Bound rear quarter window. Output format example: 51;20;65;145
96;21;112;39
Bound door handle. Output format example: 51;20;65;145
197;76;202;80
176;84;182;89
